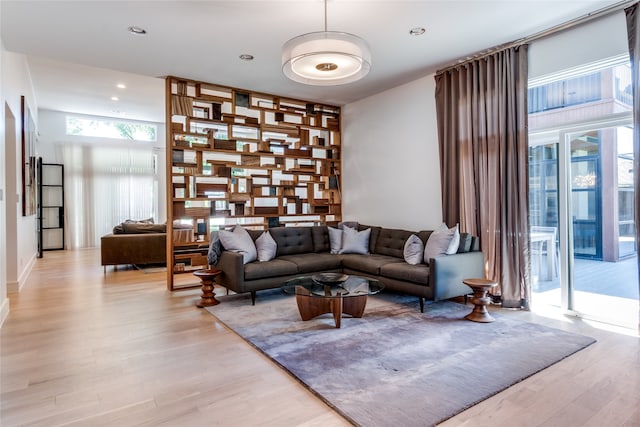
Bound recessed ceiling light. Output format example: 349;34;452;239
239;54;254;61
409;27;426;36
128;26;147;36
116;83;126;89
111;96;119;101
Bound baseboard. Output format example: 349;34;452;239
8;252;37;293
7;280;20;293
0;297;10;328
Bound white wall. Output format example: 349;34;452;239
342;74;442;231
529;11;628;79
1;46;38;319
0;33;8;326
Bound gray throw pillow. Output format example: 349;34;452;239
403;234;424;265
446;224;460;255
207;231;222;265
219;226;257;264
423;223;459;263
255;231;277;262
340;226;371;255
328;226;343;254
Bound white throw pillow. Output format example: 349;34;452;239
446;224;460;255
403;234;424;265
218;225;257;264
340;226;371;255
423;223;458;264
328;226;343;254
255;231;277;262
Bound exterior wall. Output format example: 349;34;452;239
342;74;443;231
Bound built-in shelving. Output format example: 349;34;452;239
165;77;342;290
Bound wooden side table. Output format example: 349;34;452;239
463;278;498;323
193;268;222;308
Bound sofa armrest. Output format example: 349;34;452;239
430;251;485;301
215;251;245;293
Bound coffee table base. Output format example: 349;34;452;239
295;294;367;328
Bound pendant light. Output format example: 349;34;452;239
282;0;371;86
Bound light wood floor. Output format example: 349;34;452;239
1;249;638;427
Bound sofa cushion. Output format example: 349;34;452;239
458;232;472;253
279;253;343;273
359;225;381;254
374;227;414;258
341;253;403;275
122;223;166;234
244;259;298;280
311;226;330;252
380;262;430;285
247;229;263;242
417;230;432;246
270;227;314;256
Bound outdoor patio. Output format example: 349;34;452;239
532;256;639;328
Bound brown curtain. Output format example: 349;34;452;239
435;45;530;309
625;3;640;328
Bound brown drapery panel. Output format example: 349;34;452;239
625;3;640;328
434;45;530;309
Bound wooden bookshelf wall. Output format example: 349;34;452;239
165;76;342;290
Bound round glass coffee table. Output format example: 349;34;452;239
281;275;384;328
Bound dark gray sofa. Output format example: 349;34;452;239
215;224;484;311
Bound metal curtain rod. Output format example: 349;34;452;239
436;0;637;75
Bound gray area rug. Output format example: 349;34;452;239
206;290;595;427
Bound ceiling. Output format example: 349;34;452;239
0;0;625;123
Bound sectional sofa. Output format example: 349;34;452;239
215;224;485;312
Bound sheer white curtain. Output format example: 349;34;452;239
59;142;156;249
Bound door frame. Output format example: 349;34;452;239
530;112;632;314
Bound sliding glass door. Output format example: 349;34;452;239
529;123;638;327
568;126;638;326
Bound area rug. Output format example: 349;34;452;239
205;290;595;427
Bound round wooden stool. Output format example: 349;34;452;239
463;278;498;323
193;268;222;308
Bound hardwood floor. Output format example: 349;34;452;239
1;249;638;426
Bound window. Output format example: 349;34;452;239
66;116;157;142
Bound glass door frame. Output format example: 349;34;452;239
530;112;632;315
